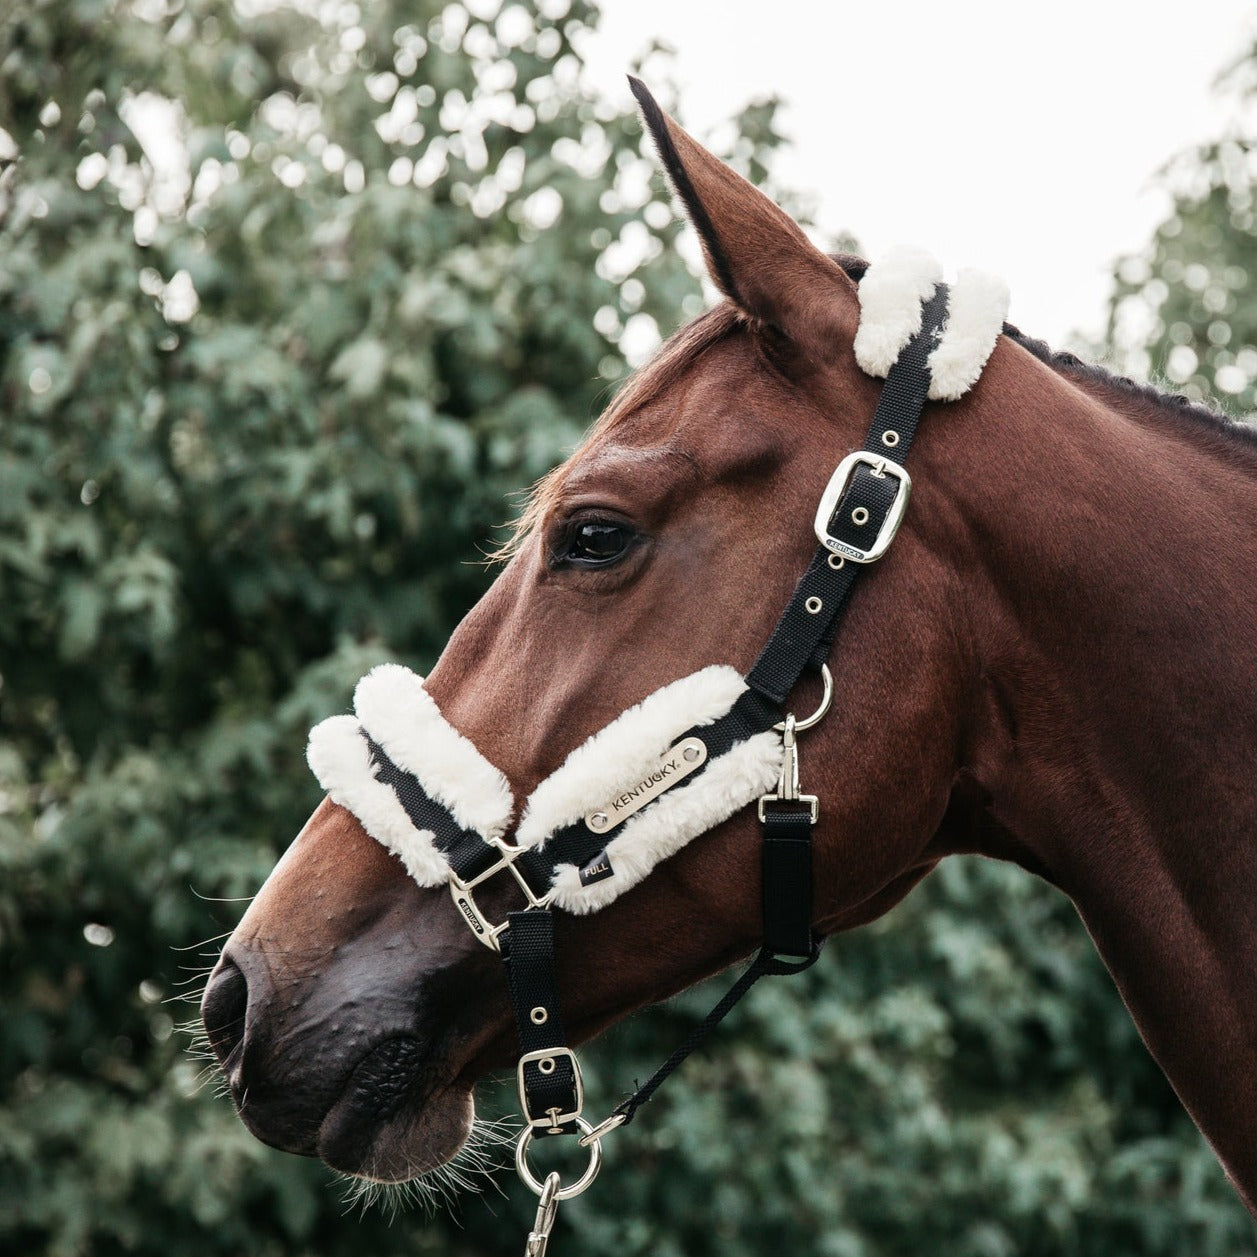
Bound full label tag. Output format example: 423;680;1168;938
578;850;616;886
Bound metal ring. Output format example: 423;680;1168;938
530;1006;549;1025
827;553;845;570
804;596;823;615
773;662;833;733
516;1117;604;1200
852;506;869;526
537;1056;556;1074
882;430;900;447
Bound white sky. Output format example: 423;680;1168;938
583;1;1257;348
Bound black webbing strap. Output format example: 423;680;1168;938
535;686;782;878
365;736;499;880
602;937;822;1131
362;283;948;1153
746;284;949;706
502;909;581;1135
759;807;814;959
586;285;948;1129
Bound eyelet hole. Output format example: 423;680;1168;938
530;1007;549;1026
805;596;823;615
852;507;870;526
827;554;845;570
538;1057;556;1075
882;430;900;447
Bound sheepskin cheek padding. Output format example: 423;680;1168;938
306;664;514;887
515;665;785;914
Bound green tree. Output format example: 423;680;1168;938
1;2;1253;1255
1108;40;1257;417
0;2;698;1252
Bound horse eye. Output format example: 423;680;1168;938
557;520;636;568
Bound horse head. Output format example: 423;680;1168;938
203;79;1257;1213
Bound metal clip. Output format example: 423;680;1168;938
758;714;819;823
524;1171;560;1257
780;715;801;801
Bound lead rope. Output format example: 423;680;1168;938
505;285;951;1252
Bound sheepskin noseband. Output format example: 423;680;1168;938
307;663;783;914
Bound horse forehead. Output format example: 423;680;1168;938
565;372;801;499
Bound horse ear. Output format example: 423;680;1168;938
629;76;858;347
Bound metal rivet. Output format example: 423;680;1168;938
827;553;845;570
590;811;608;829
683;745;701;762
538;1057;556;1075
805;596;823;615
530;1006;548;1026
882;430;900;447
852;507;869;526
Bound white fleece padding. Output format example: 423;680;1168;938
853;247;1010;401
547;730;784;913
514;665;749;847
307;662;787;915
926;268;1011;401
512;665;785;913
353;664;513;840
853;246;942;378
306;715;453;886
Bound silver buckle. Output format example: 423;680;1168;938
813;451;912;563
449;839;554;952
517;1047;584;1132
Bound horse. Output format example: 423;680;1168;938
201;77;1257;1230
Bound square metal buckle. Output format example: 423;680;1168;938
448;839;554;952
517;1047;584;1132
757;794;820;824
813;451;912;563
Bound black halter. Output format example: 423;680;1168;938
363;285;950;1203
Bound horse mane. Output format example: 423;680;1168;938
831;254;1257;454
493;255;1255;560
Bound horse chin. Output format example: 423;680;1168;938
312;1036;475;1182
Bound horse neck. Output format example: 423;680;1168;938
929;341;1257;1203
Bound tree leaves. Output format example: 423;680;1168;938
2;2;1253;1255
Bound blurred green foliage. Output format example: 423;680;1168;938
1108;39;1257;417
1;2;1254;1255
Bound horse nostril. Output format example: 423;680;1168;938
201;957;249;1066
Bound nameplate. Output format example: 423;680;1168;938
584;737;707;835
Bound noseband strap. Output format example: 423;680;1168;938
307;275;964;1205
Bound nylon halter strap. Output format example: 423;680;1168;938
358;285;951;1209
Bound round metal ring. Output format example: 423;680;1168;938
516;1117;604;1201
804;596;823;615
882;429;900;447
852;506;869;526
530;1006;549;1026
773;662;833;733
537;1056;556;1074
827;553;845;570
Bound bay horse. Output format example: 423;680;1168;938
202;79;1257;1229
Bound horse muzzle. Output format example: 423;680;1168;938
199;802;509;1180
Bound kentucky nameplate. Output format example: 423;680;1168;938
584;736;708;835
